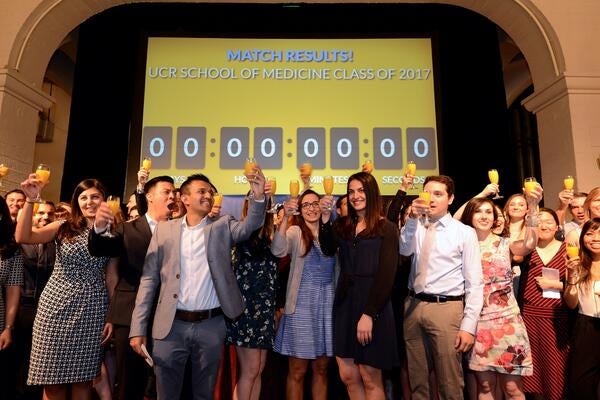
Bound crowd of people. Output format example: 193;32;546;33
0;163;598;400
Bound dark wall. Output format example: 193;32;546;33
63;3;527;209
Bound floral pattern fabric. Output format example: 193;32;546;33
468;237;533;376
225;236;277;349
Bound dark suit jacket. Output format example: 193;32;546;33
88;215;152;326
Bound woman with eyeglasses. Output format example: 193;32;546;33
319;172;399;400
271;189;335;400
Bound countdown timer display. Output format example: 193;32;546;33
141;37;439;195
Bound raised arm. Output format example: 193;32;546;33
15;174;60;244
511;182;543;256
453;184;499;220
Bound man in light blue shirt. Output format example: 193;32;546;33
400;175;483;400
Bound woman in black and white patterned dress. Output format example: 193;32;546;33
16;176;118;400
0;194;24;400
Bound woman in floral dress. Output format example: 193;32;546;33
460;192;541;399
225;190;278;400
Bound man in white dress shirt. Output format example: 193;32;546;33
129;171;266;399
400;175;483;400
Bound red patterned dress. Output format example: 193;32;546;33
521;243;570;400
468;237;533;375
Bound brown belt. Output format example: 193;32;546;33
175;307;223;322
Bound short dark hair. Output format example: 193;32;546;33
180;174;214;195
6;189;25;198
424;175;455;197
460;197;497;228
37;200;56;209
335;194;348;209
143;175;174;194
538;207;560;226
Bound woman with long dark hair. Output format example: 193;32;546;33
16;175;118;400
320;172;399;400
564;218;600;399
225;187;278;400
271;189;335;400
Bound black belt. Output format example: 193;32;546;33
175;307;223;322
408;289;463;303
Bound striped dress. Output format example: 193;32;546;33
274;242;335;359
521;243;570;400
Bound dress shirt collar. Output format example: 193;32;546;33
433;213;452;227
181;215;209;230
145;213;158;233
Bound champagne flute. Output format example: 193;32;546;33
0;164;9;187
103;195;121;238
213;193;223;207
244;157;257;176
488;169;503;199
34;163;51;203
524;177;537;196
266;177;279;213
290;179;300;215
300;163;313;189
362;160;374;174
418;191;431;226
564;175;575;191
142;157;152;171
566;242;579;260
406;161;417;189
322;176;334;211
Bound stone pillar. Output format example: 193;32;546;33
523;74;600;199
0;68;53;194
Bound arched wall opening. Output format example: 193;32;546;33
2;0;587;205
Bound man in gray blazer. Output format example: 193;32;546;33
129;171;266;400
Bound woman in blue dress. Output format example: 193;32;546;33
271;189;335;400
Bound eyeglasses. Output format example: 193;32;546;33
300;201;320;210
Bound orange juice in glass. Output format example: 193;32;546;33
142;157;152;171
300;163;313;177
290;179;300;215
35;163;51;185
418;191;431;204
323;176;334;196
566;243;579;259
290;179;300;198
266;177;277;213
0;164;8;186
244;157;256;175
406;161;417;176
564;175;575;191
103;195;121;237
488;169;499;185
212;193;223;207
362;160;373;174
34;163;50;202
524;177;537;196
